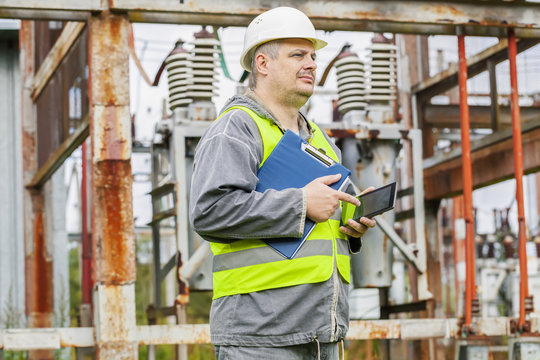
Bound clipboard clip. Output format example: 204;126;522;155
301;142;336;167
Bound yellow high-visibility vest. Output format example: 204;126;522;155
210;105;351;299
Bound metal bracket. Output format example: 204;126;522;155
354;121;409;140
376;217;425;273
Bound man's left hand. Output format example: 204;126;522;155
339;217;376;238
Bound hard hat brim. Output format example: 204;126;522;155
240;37;327;72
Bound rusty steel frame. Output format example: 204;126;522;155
457;31;477;331
413;38;540;100
0;316;537;350
0;0;104;21
26;117;89;189
20;20;55;360
88;11;137;357
423;117;540;200
2;0;540;37
423;104;540;129
81;139;93;306
30;21;86;102
8;1;540;357
508;28;531;331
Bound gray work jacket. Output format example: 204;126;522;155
189;94;354;346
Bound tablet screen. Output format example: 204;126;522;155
360;182;396;218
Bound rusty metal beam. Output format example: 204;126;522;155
26;117;89;189
30;21;86;102
3;1;540;37
89;11;136;358
413;38;540;100
424;104;540;129
0;0;104;21
116;0;540;37
423;118;540;200
1;317;534;348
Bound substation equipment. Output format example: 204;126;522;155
1;1;540;360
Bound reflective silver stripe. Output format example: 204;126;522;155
213;239;332;272
336;237;349;256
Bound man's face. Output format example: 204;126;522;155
266;39;317;105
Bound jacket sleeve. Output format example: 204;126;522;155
189;110;306;243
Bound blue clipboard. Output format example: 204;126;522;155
255;130;351;259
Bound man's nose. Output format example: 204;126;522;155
304;57;317;71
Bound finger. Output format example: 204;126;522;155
339;225;361;238
347;218;368;234
358;186;376;196
316;174;342;186
359;217;377;228
337;191;360;206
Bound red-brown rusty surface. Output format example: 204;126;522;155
176;251;190;306
81;141;93;305
324;128;358;139
30;204;54;314
508;28;530;329
457;32;477;329
93;160;135;284
21;20;55;360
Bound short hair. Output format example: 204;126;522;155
249;40;281;89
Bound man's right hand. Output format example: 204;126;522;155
304;174;360;223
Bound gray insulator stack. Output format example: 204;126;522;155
365;37;397;104
165;41;193;111
187;28;220;101
335;53;367;114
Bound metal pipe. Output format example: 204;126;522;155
457;30;477;329
508;28;530;329
178;242;210;281
410;129;432;301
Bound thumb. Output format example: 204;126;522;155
316;174;342;185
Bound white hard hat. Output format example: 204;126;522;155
240;7;327;72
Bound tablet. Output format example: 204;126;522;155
341;182;397;224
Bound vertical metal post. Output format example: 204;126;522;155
173;110;191;360
410;129;431;301
487;60;500;132
20;20;54;360
457;29;477;330
81;139;93;307
508;28;530;330
89;12;137;358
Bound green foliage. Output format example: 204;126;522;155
1;286;26;359
68;245;82;327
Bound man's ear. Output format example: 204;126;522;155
254;53;269;76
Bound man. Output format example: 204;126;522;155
190;7;376;359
